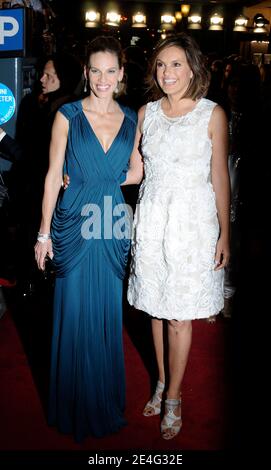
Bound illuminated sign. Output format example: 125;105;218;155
0;8;24;52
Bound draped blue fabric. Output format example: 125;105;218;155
48;100;137;441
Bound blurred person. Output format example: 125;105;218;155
120;45;147;111
207;59;227;110
0;127;22;286
223;63;262;317
10;0;43;12
0;127;22;163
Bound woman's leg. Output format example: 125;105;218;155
167;319;192;399
143;318;165;416
152;318;165;384
161;319;192;439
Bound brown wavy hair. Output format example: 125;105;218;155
146;33;210;101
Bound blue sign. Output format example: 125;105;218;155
0;83;16;124
0;8;24;52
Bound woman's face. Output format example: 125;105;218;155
156;46;193;97
86;51;123;98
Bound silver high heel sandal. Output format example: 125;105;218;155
161;398;182;440
143;380;165;417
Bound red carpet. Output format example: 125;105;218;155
0;297;232;455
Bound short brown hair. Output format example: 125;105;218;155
146;33;210;101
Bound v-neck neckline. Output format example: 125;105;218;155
80;101;126;155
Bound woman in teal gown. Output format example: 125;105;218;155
34;36;137;442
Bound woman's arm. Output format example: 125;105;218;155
209;105;230;270
121;105;145;186
34;111;68;270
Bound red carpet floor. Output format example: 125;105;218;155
0;293;232;457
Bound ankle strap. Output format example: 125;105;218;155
156;380;165;392
165;398;181;406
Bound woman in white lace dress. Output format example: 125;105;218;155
122;34;230;440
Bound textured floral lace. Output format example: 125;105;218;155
127;98;224;320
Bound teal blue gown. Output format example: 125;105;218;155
48;100;137;442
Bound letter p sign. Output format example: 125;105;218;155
0;9;24;52
0;17;19;45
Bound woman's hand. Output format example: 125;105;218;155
34;239;54;271
62;174;70;190
214;236;230;271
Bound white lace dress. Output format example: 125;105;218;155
127;98;224;320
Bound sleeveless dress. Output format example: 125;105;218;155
48;100;137;442
127;98;224;321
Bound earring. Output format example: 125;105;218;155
115;81;120;94
84;79;88;93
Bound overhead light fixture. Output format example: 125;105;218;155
161;14;176;30
254;14;266;28
85;11;100;28
132;12;147;28
233;14;248;32
253;13;269;33
180;4;190;17
175;12;182;22
106;11;121;27
188;14;202;30
209;13;224;31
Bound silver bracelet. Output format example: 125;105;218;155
37;232;51;243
